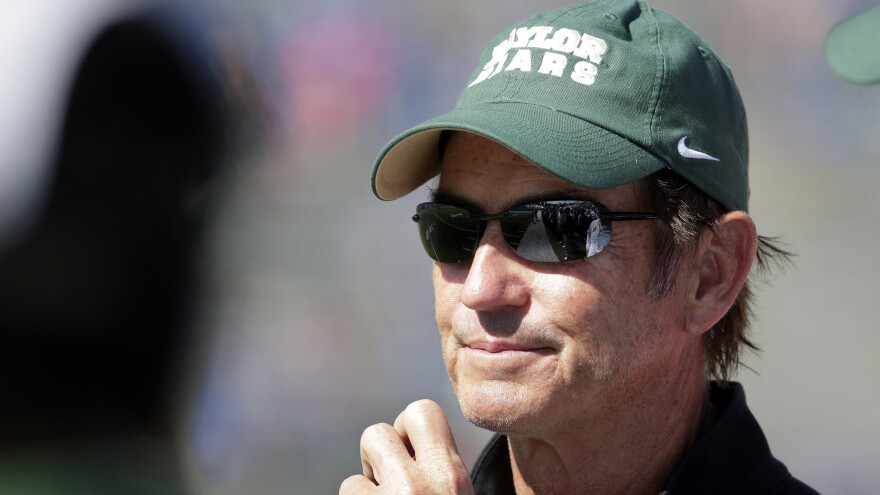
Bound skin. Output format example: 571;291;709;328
343;132;757;494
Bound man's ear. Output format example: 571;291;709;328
685;211;757;335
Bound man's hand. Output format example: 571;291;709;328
340;399;475;494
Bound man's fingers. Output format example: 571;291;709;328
339;474;377;494
392;409;415;457
350;402;474;495
395;400;464;464
359;422;412;485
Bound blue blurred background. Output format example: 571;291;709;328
3;0;879;493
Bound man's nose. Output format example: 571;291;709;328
459;222;529;311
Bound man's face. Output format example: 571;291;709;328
432;132;702;438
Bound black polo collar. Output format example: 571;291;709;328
470;383;818;494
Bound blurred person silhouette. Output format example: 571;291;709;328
0;2;229;493
826;5;880;85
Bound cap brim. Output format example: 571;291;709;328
372;102;667;200
826;6;880;85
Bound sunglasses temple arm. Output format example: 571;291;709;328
603;212;661;221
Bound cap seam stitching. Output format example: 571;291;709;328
643;1;665;152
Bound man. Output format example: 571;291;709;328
343;1;818;493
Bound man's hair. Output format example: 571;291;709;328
642;169;793;384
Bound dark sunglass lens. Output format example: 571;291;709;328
415;205;482;263
501;203;609;262
500;209;565;262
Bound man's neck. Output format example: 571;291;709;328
506;372;710;495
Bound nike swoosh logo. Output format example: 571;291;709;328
678;137;720;162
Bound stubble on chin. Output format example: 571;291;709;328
440;305;573;434
456;380;526;433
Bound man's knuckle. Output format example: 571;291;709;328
339;474;370;494
408;398;441;415
394;481;451;495
419;444;452;463
360;422;394;445
436;467;473;493
339;475;357;489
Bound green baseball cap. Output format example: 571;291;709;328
372;0;749;212
826;5;880;85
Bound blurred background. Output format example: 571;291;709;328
1;0;877;493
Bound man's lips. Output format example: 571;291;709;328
465;340;554;354
457;338;557;375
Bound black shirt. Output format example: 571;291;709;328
470;383;819;494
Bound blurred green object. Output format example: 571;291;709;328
826;5;880;84
0;439;188;495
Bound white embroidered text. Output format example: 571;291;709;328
469;26;607;87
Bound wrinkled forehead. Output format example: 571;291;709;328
439;131;543;179
436;131;645;211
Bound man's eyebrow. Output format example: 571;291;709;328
429;190;480;210
516;190;599;205
430;189;600;211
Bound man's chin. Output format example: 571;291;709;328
454;380;545;434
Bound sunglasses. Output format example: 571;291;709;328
412;200;660;263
